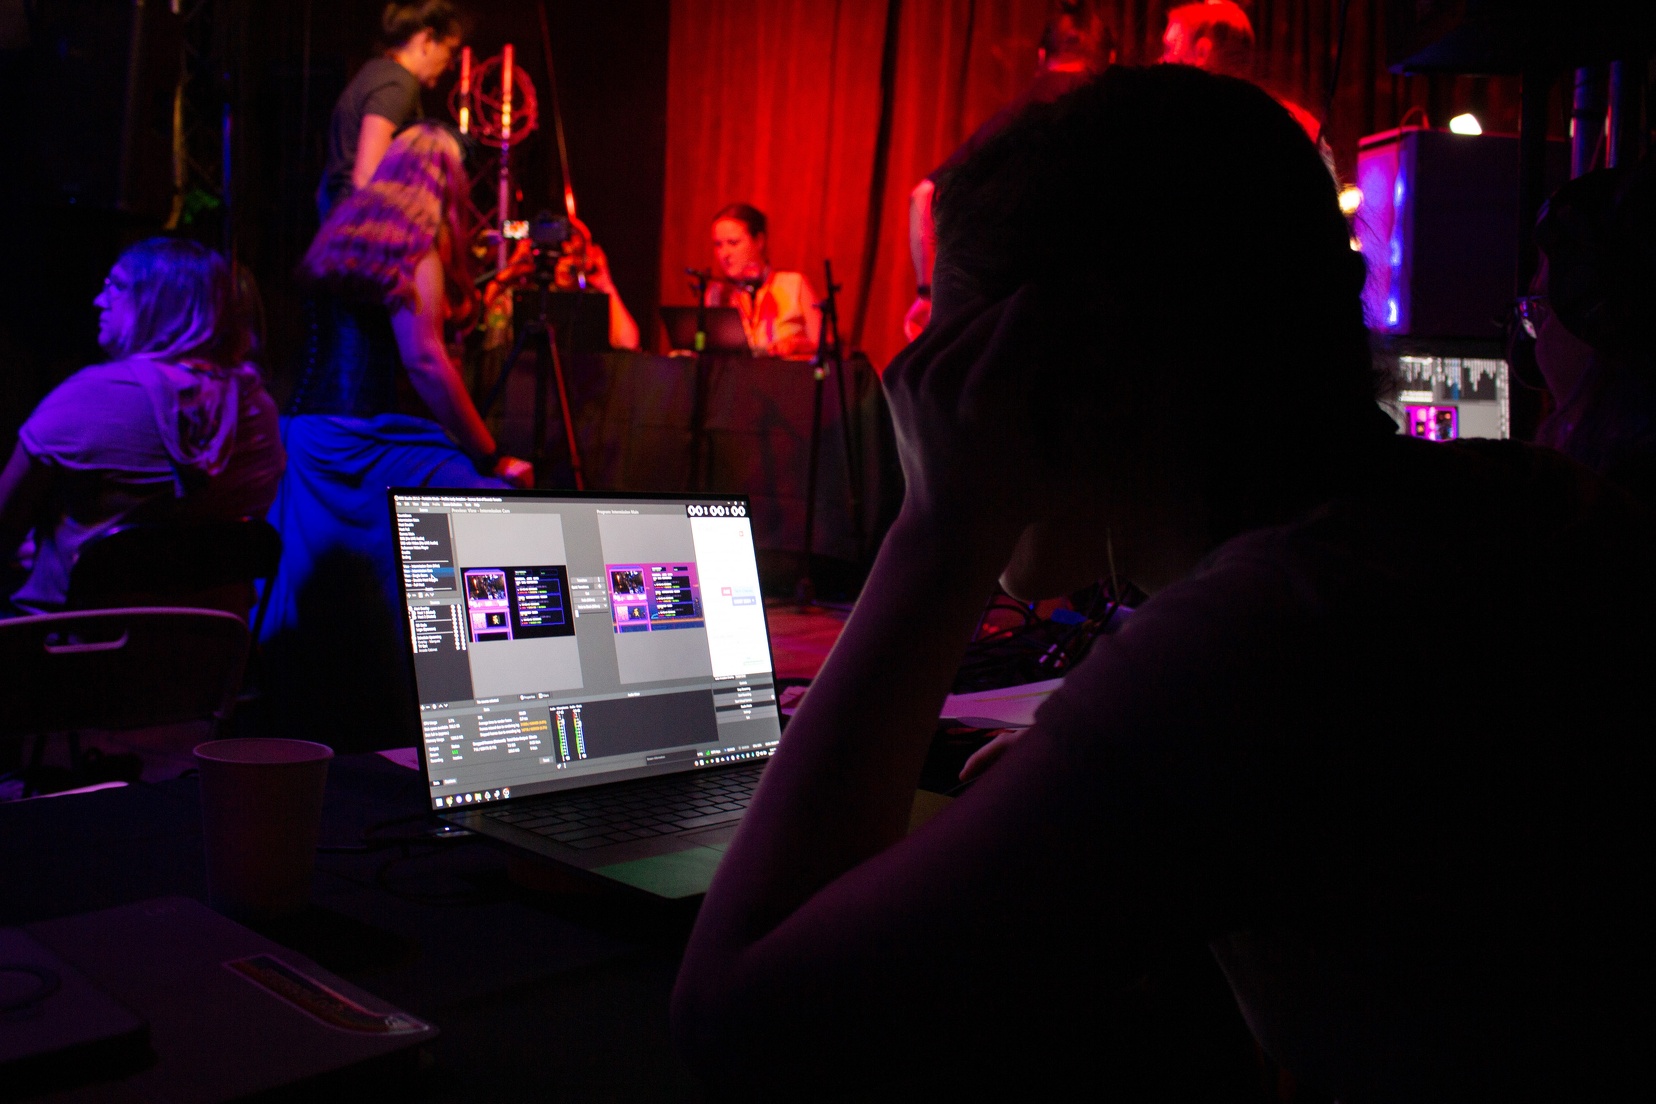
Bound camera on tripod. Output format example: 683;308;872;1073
501;211;573;282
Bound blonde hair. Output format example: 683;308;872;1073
300;122;477;325
106;237;248;368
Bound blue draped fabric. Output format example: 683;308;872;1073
261;413;504;645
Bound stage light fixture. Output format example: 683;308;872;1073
1448;113;1482;135
1338;185;1363;216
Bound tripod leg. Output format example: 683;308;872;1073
544;329;587;490
480;320;540;419
533;330;549;475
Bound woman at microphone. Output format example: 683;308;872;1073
704;204;820;358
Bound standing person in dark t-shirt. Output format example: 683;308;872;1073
904;2;1112;341
318;1;464;217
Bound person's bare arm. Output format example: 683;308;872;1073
583;244;641;351
605;295;641;351
903;179;936;340
391;252;532;486
351;114;398;190
909;178;936;287
769;276;822;358
800;275;822;353
672;291;1159;1092
0;442;50;561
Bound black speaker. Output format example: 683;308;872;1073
1388;0;1656;74
24;0;182;219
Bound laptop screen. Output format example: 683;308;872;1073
389;489;781;811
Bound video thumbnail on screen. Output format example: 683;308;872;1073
606;562;704;634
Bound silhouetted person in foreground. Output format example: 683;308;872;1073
672;65;1653;1101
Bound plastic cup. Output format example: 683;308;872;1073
193;738;334;921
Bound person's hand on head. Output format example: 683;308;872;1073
494;456;534;488
882;284;1066;553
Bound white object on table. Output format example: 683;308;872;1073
940;677;1064;729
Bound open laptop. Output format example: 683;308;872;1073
659;305;751;355
388;487;781;899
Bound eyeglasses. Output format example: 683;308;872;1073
1514;295;1550;339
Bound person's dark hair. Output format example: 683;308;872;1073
1167;1;1255;78
381;1;461;49
711;203;768;241
1039;0;1113;70
300;122;477;324
1537;158;1656;373
106;237;249;368
933;65;1379;507
1533;156;1656;498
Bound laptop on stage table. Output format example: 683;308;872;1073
659;305;751;355
389;488;781;899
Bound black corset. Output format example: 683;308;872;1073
288;295;403;417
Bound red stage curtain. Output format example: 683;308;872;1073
661;1;1543;371
658;0;889;354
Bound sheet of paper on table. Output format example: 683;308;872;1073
378;747;421;771
939;677;1064;729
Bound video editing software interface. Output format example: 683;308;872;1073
391;492;781;810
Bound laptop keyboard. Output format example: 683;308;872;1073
480;762;765;850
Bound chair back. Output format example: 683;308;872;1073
67;518;282;616
0;608;250;739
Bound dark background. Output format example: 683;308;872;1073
0;0;670;437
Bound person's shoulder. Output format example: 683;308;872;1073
26;360;145;413
1030;67;1090;103
1274;94;1323;141
771;271;813;296
1241;436;1653;627
20;360;155;461
351;57;419;109
1390;436;1645;546
354;56;416;87
56;358;142;384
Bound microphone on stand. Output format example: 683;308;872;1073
685;267;715;304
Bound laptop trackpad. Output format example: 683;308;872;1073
686;824;739;847
596;844;727;899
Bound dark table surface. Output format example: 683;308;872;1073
0;752;704;1102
